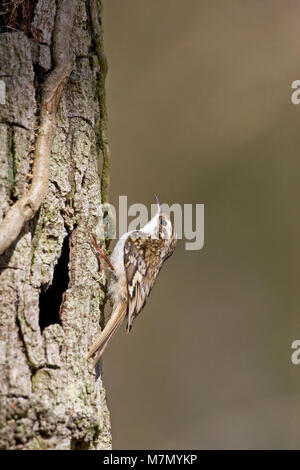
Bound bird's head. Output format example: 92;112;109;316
142;196;176;250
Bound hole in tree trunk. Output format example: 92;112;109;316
70;438;90;450
39;235;70;331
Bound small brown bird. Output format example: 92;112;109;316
86;196;177;367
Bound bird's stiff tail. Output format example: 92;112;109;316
86;302;127;367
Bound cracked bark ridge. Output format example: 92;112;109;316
0;0;111;450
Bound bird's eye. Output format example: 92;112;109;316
161;218;167;227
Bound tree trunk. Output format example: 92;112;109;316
0;0;111;450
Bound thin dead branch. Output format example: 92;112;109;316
0;0;76;255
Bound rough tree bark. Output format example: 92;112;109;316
0;0;112;449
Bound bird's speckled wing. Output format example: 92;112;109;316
124;231;164;332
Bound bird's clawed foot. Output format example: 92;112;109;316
90;234;115;272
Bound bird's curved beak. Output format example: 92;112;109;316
154;194;162;215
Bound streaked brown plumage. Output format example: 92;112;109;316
86;197;176;367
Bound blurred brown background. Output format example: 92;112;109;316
102;0;300;449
